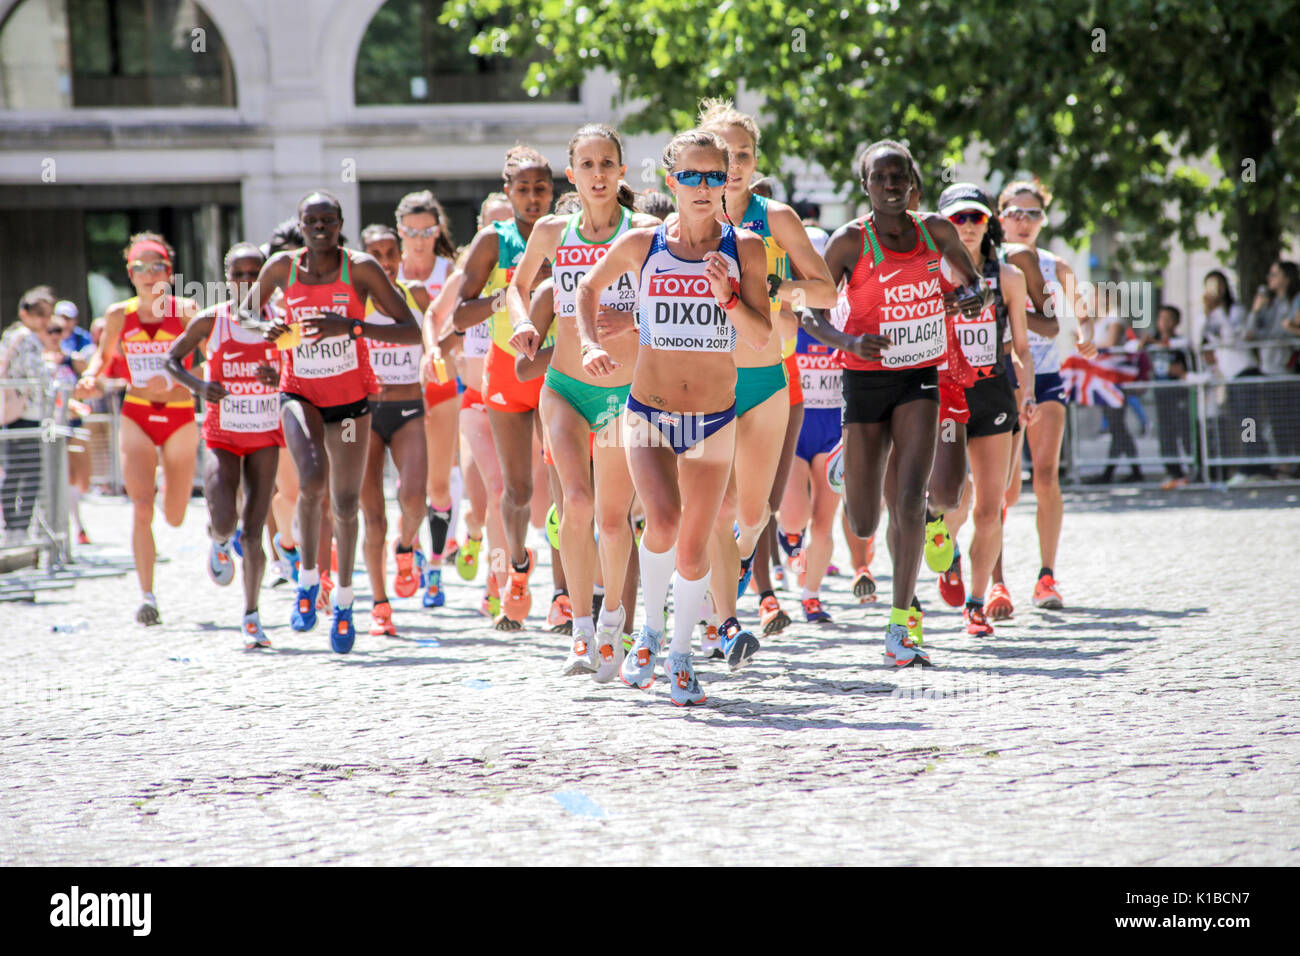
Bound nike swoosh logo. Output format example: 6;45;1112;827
401;407;419;417
920;384;937;390
654;267;675;274
698;416;728;428
287;296;307;305
878;270;902;283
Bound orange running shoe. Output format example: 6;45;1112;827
1033;574;1063;610
317;572;334;614
986;583;1015;620
937;554;965;607
393;546;419;599
369;599;397;637
964;601;994;636
548;592;574;634
759;594;791;635
495;548;535;630
852;566;877;603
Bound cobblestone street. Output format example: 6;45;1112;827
2;486;1297;866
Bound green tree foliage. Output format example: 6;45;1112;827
447;0;1298;292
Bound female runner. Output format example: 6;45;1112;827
580;128;771;706
76;233;200;626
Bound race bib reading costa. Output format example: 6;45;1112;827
553;243;637;316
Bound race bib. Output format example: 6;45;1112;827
464;320;491;359
369;341;421;386
956;304;998;369
124;343;175;389
219;383;280;433
292;328;359;379
797;353;842;409
642;274;736;352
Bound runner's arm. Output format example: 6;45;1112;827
451;228;500;332
514;281;556;381
506;215;564;358
75;302;125;394
352;258;422;344
1001;263;1036;422
164;308;224;403
1056;259;1097;357
928;216;991;316
769;202;837;309
729;233;774;351
802;225;885;358
577;228;652;376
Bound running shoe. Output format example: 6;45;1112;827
1160;476;1189;490
802;597;832;623
369;599;396;637
548;593;573;634
720;617;760;672
545;503;561;551
291;583;319;632
272;533;300;584
789;549;807;576
207;538;236;587
593;606;626;684
964;601;994;637
480;577;501;618
620;627;662;690
852;566;877;602
883;622;930;667
242;612;270;649
76;530;91;545
562;624;598;676
825;441;844;494
422;566;445;608
136;601;161;627
330;600;356;653
270;559;292;588
393;546;419;599
937;554;966;607
736;556;755;600
496;548;535;630
907;604;925;647
317;572;334;614
826;562;840;576
986;583;1015;621
759;594;791;635
443;538;459;566
923;514;955;573
1033;574;1064;610
777;529;804;560
773;563;786;590
699;617;723;659
231;527;244;558
668;651;707;707
456;535;482;581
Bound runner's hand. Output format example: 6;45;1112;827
508;322;541;360
1020;395;1038;427
845;333;891;362
1075;338;1099;359
945;282;987;320
198;380;229;404
74;375;100;400
299;311;352;340
704;252;734;303
263;315;292;344
596;307;637;341
254;364;278;387
582;346;620;378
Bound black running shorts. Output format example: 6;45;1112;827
841;366;939;426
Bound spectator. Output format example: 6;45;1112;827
1084;289;1142;484
53;300;93;356
0;286;56;543
634;189;674;221
1247;261;1300;473
1200;270;1266;482
1141;305;1194;488
42;315;94;543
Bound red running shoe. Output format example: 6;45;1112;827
937;554;966;608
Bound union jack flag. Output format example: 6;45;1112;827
1060;353;1139;407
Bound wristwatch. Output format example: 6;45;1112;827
767;273;783;301
349;319;364;340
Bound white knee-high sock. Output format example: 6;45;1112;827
671;570;710;654
638;541;675;635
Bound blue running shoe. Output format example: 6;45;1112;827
207;538;236;587
232;527;244;558
330;601;356;653
884;622;930;668
667;651;707;707
737;551;756;599
720;616;760;672
273;533;301;584
242;611;270;649
291;583;319;632
422;566;445;608
620;626;662;690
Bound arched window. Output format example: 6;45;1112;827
0;0;236;109
355;0;577;106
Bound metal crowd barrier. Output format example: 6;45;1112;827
0;378;72;574
1068;375;1300;483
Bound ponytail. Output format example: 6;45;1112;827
616;180;636;211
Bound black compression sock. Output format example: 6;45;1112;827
395;543;413;554
1039;566;1053;579
427;505;451;556
760;589;775;602
911;596;922;611
512;556;531;573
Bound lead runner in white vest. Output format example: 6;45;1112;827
577;128;771;708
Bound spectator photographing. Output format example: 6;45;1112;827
1141;305;1194;488
1200;270;1267;483
1247;261;1300;473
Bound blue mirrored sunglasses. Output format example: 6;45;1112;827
674;170;728;188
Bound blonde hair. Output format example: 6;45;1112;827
661;128;729;173
999;178;1053;211
696;97;760;149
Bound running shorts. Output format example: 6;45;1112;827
121;396;195;447
484;343;543;413
939;379;970;426
460;386;487;412
965;374;1018;438
625;395;736;456
424;378;459;409
207;437;282;457
795;407;841;463
1035;370;1069;406
841;366;938;426
544;367;630;432
371;398;424;444
784;352;803;406
736;362;788;418
281;391;370;425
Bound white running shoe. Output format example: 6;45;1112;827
561;624;598;676
593;605;626;684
